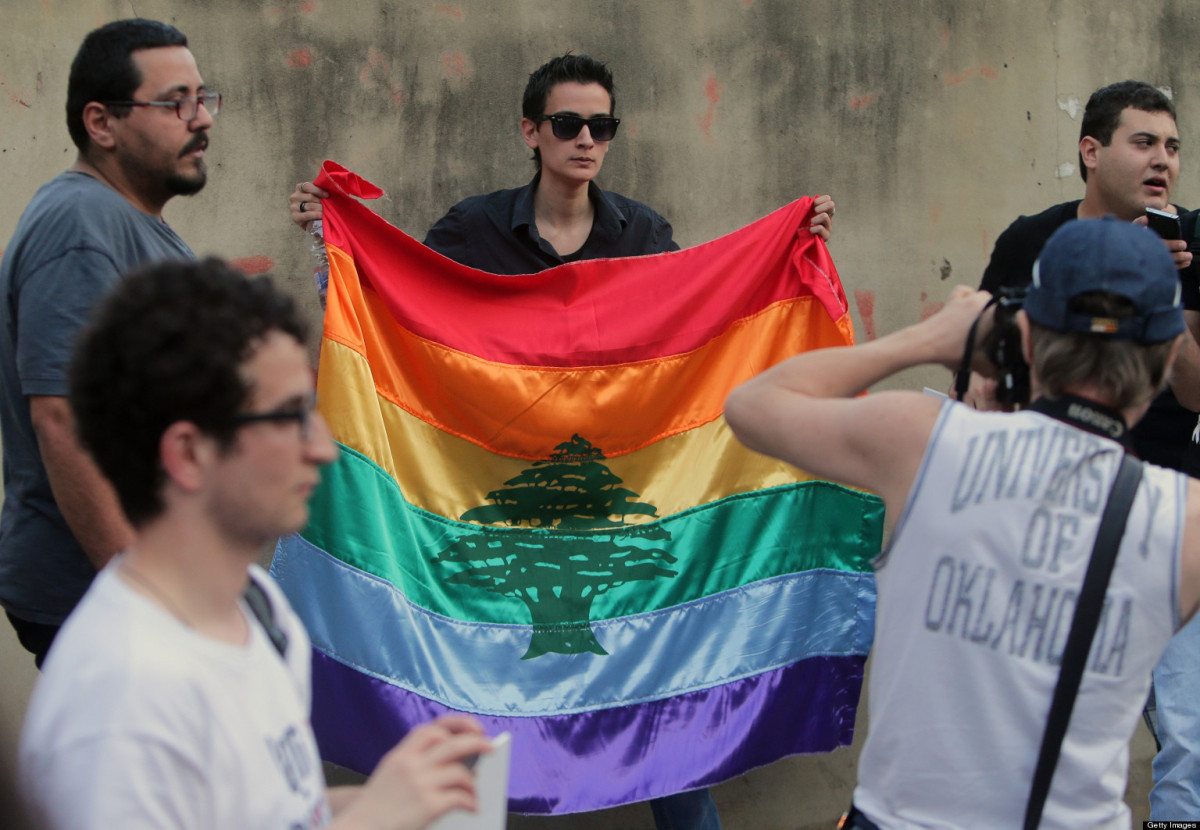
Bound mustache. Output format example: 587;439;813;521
180;133;209;157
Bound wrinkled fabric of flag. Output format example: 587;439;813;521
271;161;883;814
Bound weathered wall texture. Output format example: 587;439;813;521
1;0;1192;826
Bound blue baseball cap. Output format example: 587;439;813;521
1024;217;1184;343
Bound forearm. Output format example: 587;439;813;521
731;317;948;410
1169;310;1200;411
726;285;989;486
31;396;133;568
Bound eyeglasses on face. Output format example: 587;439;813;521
103;92;222;122
538;113;620;142
227;392;318;441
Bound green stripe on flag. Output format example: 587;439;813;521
301;446;883;625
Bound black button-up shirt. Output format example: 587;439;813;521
423;174;677;275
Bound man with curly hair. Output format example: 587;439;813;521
20;258;492;830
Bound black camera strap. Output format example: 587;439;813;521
953;296;999;401
1026;394;1136;453
1023;450;1142;829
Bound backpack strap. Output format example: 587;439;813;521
243;575;289;658
953;295;999;401
1023;452;1143;829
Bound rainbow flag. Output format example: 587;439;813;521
271;161;883;814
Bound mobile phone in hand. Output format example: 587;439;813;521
1146;207;1183;239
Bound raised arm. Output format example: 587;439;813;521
809;194;835;242
725;286;993;522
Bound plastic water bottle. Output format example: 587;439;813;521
309;219;329;310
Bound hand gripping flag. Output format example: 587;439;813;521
271;161;883;814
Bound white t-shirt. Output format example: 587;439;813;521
20;562;332;830
854;403;1183;829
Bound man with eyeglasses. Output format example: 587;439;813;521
0;18;217;668
21;258;492;830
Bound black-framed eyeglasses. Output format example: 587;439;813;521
103;92;221;122
227;392;317;441
538;113;620;142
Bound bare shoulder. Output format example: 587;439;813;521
779;389;944;509
844;389;944;467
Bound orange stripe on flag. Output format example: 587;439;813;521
322;253;852;460
317;338;818;517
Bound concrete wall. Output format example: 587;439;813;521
1;0;1191;826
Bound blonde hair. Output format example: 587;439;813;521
1028;292;1175;410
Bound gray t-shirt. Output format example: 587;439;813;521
0;171;194;624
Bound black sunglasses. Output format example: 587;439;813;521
539;114;621;142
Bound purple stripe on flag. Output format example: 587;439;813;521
311;649;865;814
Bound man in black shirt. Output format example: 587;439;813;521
292;54;832;266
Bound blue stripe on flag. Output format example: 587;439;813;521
272;533;876;716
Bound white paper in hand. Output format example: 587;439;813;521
428;732;512;830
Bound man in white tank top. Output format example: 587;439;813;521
726;218;1200;829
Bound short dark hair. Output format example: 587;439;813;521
69;258;308;525
522;52;615;168
66;18;188;153
1078;80;1176;183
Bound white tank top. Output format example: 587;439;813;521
854;401;1183;829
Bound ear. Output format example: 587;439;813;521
1079;136;1103;177
521;117;540;151
159;421;219;495
1016;309;1034;366
81;101;119;151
